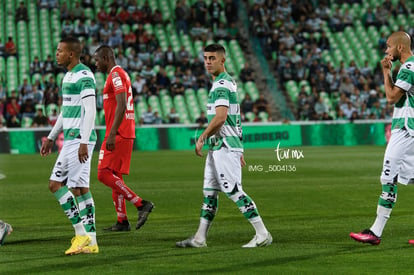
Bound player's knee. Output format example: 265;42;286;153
48;180;61;193
97;168;111;183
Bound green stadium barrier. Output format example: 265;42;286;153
0;122;389;154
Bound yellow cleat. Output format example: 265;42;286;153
65;235;91;255
81;244;99;254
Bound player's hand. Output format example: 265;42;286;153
78;143;89;163
240;155;246;167
195;137;204;157
381;56;392;71
106;133;116;151
40;138;54;156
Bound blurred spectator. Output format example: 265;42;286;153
318;31;330;51
156;67;171;90
32;107;49;127
141;64;156;80
30;56;44;76
280;61;296;82
7;115;20;128
20;98;35;119
124;29;137;49
239;62;254;83
131;6;144;23
97;6;109;25
341;101;357;119
0;38;5;57
115;51;129;70
59;2;70;21
224;0;238;24
164;46;177;66
117;6;131;24
43;55;57;75
227;22;239;40
182;69;196;89
192;0;208;25
48;108;58;126
214;23;229;41
74;19;89;40
167;107;180;123
61;19;74;37
209;0;222;30
241;93;254;113
396;0;410;15
175;0;190;35
254;94;270;117
177;45;190;64
313;96;329;119
153;111;163;124
189;22;208;40
19;78;32;96
15;1;29;22
141;1;153;24
128;52;143;73
362;8;378;28
338;76;355;97
196;111;208;127
140;106;155;125
152;9;163;25
5;96;20;121
132;74;146;102
170;76;185;97
32;84;44;104
5;37;17;58
153;46;165;66
88;36;100;56
71;1;84;21
81;0;94;9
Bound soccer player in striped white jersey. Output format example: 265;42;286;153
40;37;98;255
176;44;272;248
350;31;414;245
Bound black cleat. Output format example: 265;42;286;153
103;221;131;232
136;200;154;229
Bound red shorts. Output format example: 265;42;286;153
98;135;133;175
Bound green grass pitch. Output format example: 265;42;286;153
2;145;414;274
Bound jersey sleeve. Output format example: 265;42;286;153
395;62;414;93
79;70;96;98
214;88;230;108
111;70;127;95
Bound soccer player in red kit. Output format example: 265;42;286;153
94;45;154;231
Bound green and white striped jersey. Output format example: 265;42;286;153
61;63;97;142
391;55;414;135
206;72;243;151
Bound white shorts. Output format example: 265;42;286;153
382;128;414;185
203;146;243;193
49;140;95;189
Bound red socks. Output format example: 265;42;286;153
98;169;143;222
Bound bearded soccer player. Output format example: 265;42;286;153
350;31;414;245
176;44;272;248
94;45;154;231
41;36;98;255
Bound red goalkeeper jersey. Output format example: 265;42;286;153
103;65;135;139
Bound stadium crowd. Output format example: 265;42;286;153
2;0;409;128
0;0;273;128
247;0;412;121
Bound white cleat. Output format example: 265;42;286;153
242;232;273;248
176;237;207;248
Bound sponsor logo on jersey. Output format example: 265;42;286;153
63;96;71;101
103;94;109;100
112;75;123;90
